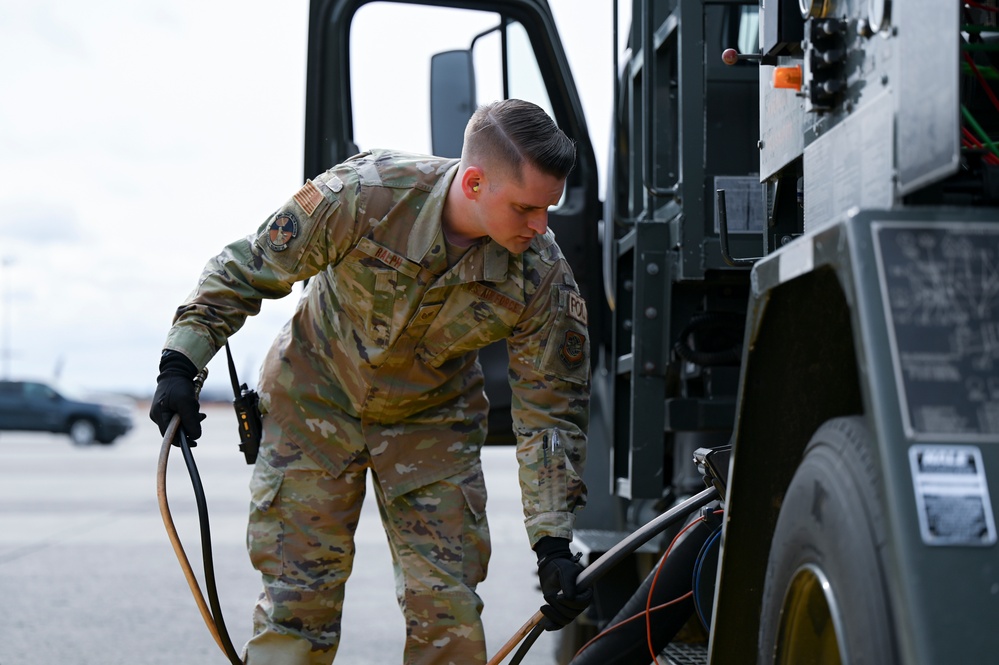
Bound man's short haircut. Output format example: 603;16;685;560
462;99;576;181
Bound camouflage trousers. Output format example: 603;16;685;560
242;416;491;665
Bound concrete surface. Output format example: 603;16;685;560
0;404;559;664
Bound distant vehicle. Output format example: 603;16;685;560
0;380;134;445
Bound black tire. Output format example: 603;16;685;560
68;418;97;446
758;417;897;665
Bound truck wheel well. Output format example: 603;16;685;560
712;266;864;651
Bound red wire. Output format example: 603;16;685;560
962;137;986;158
964;0;999;13
962;126;999;165
572;591;695;659
645;517;709;662
963;51;999;114
960;49;999;165
571;509;724;662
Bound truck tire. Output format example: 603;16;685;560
69;418;97;446
758;417;897;665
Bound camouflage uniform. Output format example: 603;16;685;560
163;150;589;664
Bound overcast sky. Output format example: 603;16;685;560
0;0;617;398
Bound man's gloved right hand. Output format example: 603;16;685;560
535;536;593;631
149;350;206;445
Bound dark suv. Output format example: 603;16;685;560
0;380;134;445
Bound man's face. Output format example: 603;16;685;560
477;162;566;254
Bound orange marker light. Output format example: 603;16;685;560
773;65;802;91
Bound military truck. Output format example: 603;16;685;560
304;1;999;662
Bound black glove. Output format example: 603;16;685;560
149;350;206;445
535;536;593;631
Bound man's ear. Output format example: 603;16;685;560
460;166;484;199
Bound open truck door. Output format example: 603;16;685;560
304;0;603;444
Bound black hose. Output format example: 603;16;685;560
568;519;715;665
673;312;744;367
178;429;243;665
509;624;546;665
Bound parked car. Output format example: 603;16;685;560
0;379;134;445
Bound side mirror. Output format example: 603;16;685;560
430;50;476;158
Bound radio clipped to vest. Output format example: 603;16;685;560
225;342;261;465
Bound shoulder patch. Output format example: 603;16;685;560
267;212;299;252
292;180;324;216
558;330;587;370
538;285;590;385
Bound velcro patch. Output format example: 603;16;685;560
267;212;299;252
375;247;403;269
538;285;590;385
468;283;525;316
558;330;586;370
356;237;421;278
567;291;587;326
293;180;324;216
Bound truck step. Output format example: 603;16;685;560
658;642;708;665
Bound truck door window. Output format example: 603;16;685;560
349;3;555;156
738;6;759;56
504;21;551;114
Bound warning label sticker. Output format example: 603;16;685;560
909;445;996;547
874;223;999;441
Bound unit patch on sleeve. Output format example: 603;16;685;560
539;286;590;385
267;212;299;252
559;330;586;370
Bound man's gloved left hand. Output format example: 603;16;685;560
149;350;206;445
535;536;593;631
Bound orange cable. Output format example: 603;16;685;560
645;518;706;661
572;591;695;660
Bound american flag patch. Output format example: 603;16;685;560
293;180;324;216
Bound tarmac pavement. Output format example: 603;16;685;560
0;404;559;665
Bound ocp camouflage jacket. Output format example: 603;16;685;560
164;150;589;544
